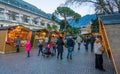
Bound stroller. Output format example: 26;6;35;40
42;43;52;57
51;45;56;56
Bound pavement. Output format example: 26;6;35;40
0;42;115;74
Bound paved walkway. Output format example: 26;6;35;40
0;43;115;74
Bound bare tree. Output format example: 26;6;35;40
114;0;120;13
65;0;120;14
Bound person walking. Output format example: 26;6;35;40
67;36;74;60
56;36;64;60
94;38;105;71
84;36;89;52
72;36;75;51
51;36;57;55
14;36;21;53
25;40;31;57
38;39;44;56
76;35;82;50
90;35;95;52
44;36;48;46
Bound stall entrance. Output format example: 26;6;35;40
33;29;49;48
5;25;32;53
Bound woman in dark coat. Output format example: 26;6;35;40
84;36;89;52
56;37;64;60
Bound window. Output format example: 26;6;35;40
40;22;45;26
22;15;29;23
33;18;38;24
0;8;4;14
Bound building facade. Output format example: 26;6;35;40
81;22;92;35
0;0;60;30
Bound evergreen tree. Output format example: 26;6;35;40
91;18;99;33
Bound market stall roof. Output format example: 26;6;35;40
0;26;16;30
31;29;41;32
52;31;59;34
0;25;30;31
38;29;49;33
30;28;49;33
81;31;90;35
99;14;120;25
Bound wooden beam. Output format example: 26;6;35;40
98;18;110;61
98;18;118;74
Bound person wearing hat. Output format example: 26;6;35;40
94;38;105;71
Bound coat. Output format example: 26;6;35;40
67;38;74;47
56;37;64;52
76;36;82;43
14;37;21;45
94;42;104;55
25;40;31;52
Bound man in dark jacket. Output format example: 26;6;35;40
67;36;74;60
84;36;89;52
56;37;64;60
90;36;95;52
14;36;21;53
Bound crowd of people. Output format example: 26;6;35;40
14;34;105;72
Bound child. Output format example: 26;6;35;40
25;40;31;57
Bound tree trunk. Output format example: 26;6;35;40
63;15;67;31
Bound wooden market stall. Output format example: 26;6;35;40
52;31;59;38
0;25;32;54
33;29;49;48
98;14;120;74
82;33;101;39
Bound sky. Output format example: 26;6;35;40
24;0;95;16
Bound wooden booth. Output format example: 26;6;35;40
52;31;59;38
83;33;101;38
33;29;49;48
98;14;120;74
0;25;32;54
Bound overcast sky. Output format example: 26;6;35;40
24;0;95;16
